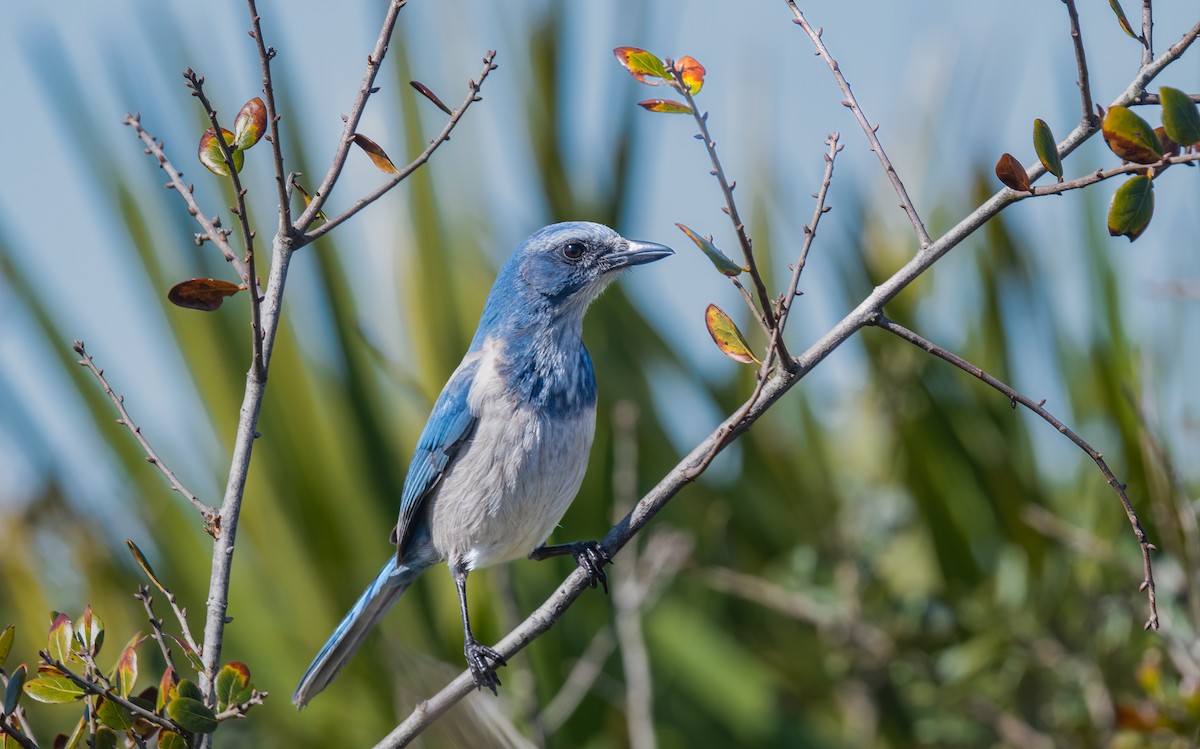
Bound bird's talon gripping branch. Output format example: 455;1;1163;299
530;540;612;594
464;638;505;694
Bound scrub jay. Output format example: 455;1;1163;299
293;222;672;706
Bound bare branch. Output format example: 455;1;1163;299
872;315;1158;630
72;341;217;530
785;2;932;248
137;586;181;676
42;654;183;734
1141;0;1154;67
1061;0;1098;127
246;0;291;233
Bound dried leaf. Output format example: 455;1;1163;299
1159;86;1200;147
410;81;453;116
994;153;1031;192
1107;0;1140;40
1032;119;1063;181
22;676;85;704
638;99;693;114
675;56;706;95
1102;106;1163;164
197;128;243;177
1107;174;1154;242
704;304;759;365
167;278;246;312
290;177;327;222
612;46;672;84
233;97;267;151
676;223;743;276
352;133;399;174
1154;127;1180;159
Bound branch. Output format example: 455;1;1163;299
42;654;183;734
292;0;408;231
0;720;37;749
1061;0;1098;128
72;341;216;530
137;586;180;677
246;0;291;233
301;52;499;245
785;2;931;248
122;114;249;283
871;315;1158;630
1015;150;1200;198
1141;0;1154;68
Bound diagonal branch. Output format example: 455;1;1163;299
43;654;184;734
246;0;292;233
72;341;216;530
871;315;1158;629
785;2;932;248
1061;0;1098;127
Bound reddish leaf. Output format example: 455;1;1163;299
613;47;672;85
197;128;243;176
410;81;453;116
167;278;246;312
233;97;267;151
638;99;693;114
994;153;1031;192
705;304;759;365
1154;127;1180;159
352;133;399;174
116;645;137;699
74;606;104;658
675;56;706;95
157;668;178;712
1107;174;1154;242
1102;106;1163;164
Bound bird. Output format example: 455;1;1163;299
293;221;672;707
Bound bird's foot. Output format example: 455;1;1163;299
569;541;611;594
464;638;505;694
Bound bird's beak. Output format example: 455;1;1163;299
604;239;674;271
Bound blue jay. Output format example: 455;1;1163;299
293;222;672;706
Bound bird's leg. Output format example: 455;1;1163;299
451;561;505;694
529;541;611;594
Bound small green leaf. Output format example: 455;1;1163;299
158;730;189;749
704;304;760;365
613;47;672;84
352;133;398;174
676;224;743;276
22;676;85;704
994;153;1031;192
1102;106;1163;164
166;696;218;734
1107;174;1154;242
4;664;26;714
74;605;104;658
93;727;118;749
214;662;251;713
675;56;706;96
1107;0;1140;40
165;635;204;673
198;127;244;176
126;540;168;594
1032;119;1063;181
48;613;75;664
175;679;203;702
96;697;134;731
233;97;267;151
116;645;138;699
0;624;14;668
1159;86;1200;147
637;99;693;114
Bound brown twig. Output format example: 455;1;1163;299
785;2;931;249
1061;0;1098;128
137;586;180;677
872;315;1158;630
246;0;291;233
1008;150;1200;197
72;341;217;530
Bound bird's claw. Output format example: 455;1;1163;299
465;638;505;694
573;541;611;594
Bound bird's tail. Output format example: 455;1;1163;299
292;556;429;708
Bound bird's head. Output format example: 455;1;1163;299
506;222;673;314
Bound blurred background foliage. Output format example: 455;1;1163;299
1;2;1199;748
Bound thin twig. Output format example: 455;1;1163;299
302;52;499;245
1011;150;1200;197
1061;0;1098;127
42;654;183;734
122;114;250;283
183;69;265;379
246;0;291;233
785;2;932;249
673;67;782;352
72;341;217;530
137;587;181;676
0;721;37;749
213;690;268;720
1131;92;1200;105
293;0;408;231
872;315;1158;630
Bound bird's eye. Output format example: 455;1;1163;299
562;241;585;260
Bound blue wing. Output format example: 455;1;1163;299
391;357;481;557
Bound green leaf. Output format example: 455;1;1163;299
1102;106;1163;164
637;99;693;114
93;727;118;749
175;679;203;702
214;662;251;713
166;696;218;734
4;664;26;715
1032;119;1063;181
158;730;189;749
116;645;138;699
197;127;244;176
676;223;743;276
704;304;759;365
74;605;104;658
96;697;134;731
165;635;204;673
994;152;1031;192
48;613;75;664
1107;0;1140;40
22;675;85;704
1159;86;1200;147
1107;174;1154;242
612;46;672;84
0;624;13;668
233;97;267;151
